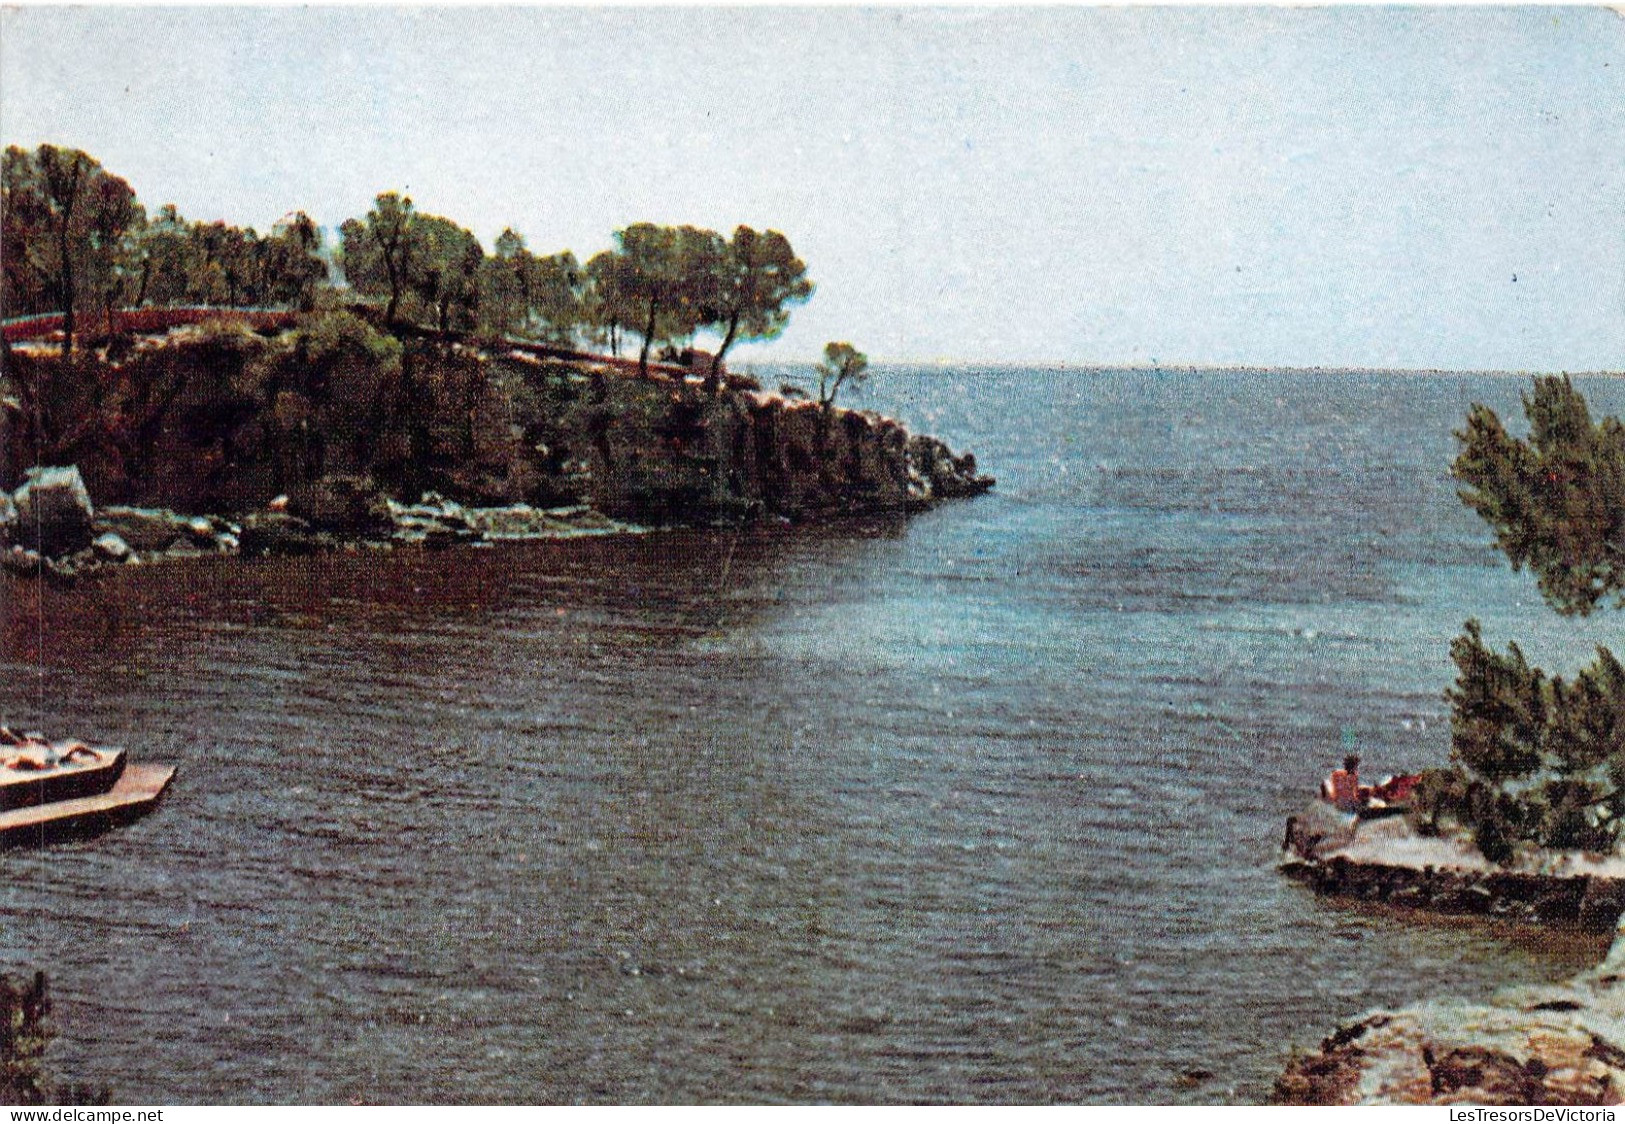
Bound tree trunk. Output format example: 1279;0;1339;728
384;268;400;325
707;313;740;392
639;297;658;377
45;155;85;359
383;239;402;325
58;222;75;360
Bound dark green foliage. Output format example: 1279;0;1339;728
1432;622;1625;858
1470;791;1516;865
264;213;329;311
706;226;814;378
280;309;403;379
816;341;869;408
1423;379;1625;863
6;145;816;375
247;312;406;489
339;196;486;335
582;249;634;356
1454;376;1625;616
3;146;324;351
2;144;144;356
341;201;592;343
144;210;328;311
338;193;416;325
1553;644;1625;774
1446;620;1546;784
1536;777;1617;853
478;230;581;344
582;223;813;378
3;142;851;525
1408;768;1469;837
410;215;484;337
613;223;725;376
1;971;108;1106
1;970;51;1105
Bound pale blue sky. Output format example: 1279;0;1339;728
2;6;1622;370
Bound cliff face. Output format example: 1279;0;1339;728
0;322;991;532
517;357;990;524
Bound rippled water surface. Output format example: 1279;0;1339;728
4;368;1624;1104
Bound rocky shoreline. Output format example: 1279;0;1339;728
1275;937;1625;1105
0;466;646;583
1282;852;1625;931
1283;803;1625;933
1;324;995;582
1278;804;1625;1104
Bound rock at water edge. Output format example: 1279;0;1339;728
0;490;15;550
13;466;95;558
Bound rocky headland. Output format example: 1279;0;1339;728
0;315;993;579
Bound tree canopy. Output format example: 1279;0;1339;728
130;208;326;311
480;229;581;344
1454;376;1625;616
705;226;814;380
582;248;634;357
816;341;869;407
2;144;143;355
411;214;485;337
4;147;330;356
337;192;418;326
1422;377;1625;860
611;223;725;376
3;144;820;367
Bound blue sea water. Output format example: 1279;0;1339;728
2;367;1622;1103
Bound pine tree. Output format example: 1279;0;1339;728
1433;377;1625;857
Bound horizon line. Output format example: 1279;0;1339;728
735;356;1625;378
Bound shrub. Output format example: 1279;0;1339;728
0;971;51;1105
0;970;108;1106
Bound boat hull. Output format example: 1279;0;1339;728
0;763;175;849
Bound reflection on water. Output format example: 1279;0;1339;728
3;370;1623;1104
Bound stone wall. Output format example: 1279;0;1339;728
1280;854;1625;932
1281;803;1625;933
